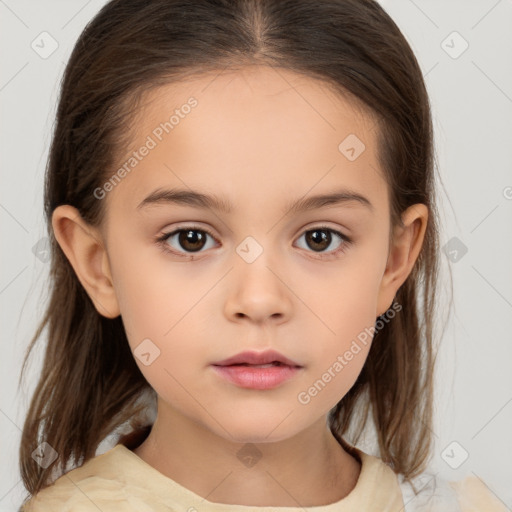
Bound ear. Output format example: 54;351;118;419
376;203;428;317
51;205;120;319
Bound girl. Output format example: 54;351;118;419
18;0;506;510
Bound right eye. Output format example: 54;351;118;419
156;226;219;256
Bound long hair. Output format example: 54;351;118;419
19;0;447;502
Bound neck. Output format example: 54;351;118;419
131;402;361;507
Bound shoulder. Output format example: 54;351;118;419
449;475;509;512
21;445;156;512
397;471;508;512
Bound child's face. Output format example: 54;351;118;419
90;65;415;442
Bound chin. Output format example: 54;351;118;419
209;415;303;445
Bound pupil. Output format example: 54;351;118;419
179;230;205;252
307;229;330;251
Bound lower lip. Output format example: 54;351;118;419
211;364;301;390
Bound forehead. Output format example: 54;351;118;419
105;64;387;219
134;64;377;146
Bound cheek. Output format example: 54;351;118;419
305;250;384;339
296;303;375;413
108;238;213;376
109;234;192;337
296;250;385;405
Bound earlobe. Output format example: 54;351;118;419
51;205;120;319
376;203;428;317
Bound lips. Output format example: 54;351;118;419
212;349;302;368
210;349;303;389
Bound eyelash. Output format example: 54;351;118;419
155;224;352;260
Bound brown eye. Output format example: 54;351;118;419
158;227;217;255
295;226;350;257
305;229;332;252
178;230;207;252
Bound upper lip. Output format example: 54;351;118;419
212;349;302;367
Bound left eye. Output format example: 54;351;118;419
295;227;348;255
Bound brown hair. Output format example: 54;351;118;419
18;0;449;504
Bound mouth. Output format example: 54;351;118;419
210;349;303;389
211;349;302;368
221;361;293;368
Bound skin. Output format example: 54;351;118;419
52;64;428;507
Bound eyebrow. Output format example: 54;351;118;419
136;187;374;215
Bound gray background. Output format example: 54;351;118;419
1;0;511;510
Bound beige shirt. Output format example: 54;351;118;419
22;444;507;511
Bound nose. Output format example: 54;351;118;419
223;251;293;325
